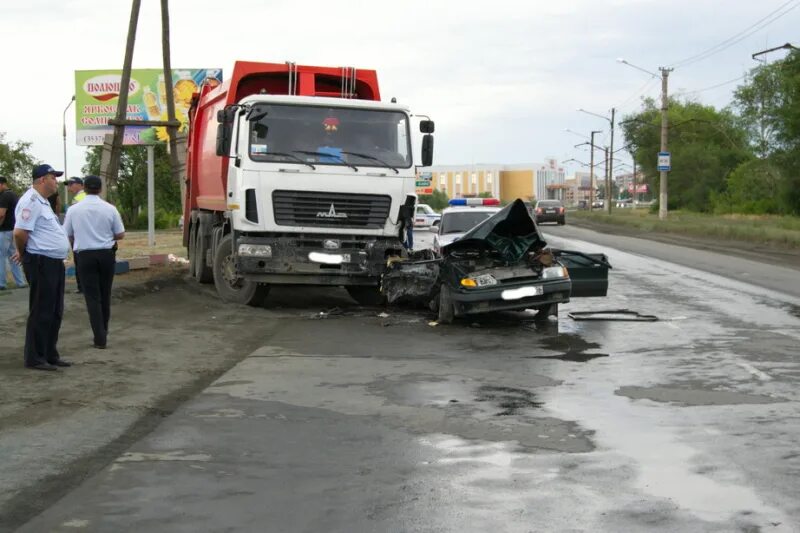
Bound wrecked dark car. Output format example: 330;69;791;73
383;199;611;324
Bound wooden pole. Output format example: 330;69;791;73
160;0;182;185
105;0;141;189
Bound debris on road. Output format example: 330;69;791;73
567;309;658;321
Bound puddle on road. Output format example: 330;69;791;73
616;385;783;406
528;333;609;363
475;385;543;416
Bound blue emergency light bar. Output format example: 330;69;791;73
448;198;501;206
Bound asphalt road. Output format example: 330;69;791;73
10;226;800;532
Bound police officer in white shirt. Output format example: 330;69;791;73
63;176;125;349
12;164;72;371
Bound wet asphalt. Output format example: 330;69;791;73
16;227;800;533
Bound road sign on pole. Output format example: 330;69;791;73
657;152;671;172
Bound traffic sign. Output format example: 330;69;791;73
657;152;671;171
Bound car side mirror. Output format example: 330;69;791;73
419;120;435;133
421;134;434;166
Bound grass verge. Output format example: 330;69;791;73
570;209;800;250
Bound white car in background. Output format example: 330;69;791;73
433;200;502;255
414;203;441;228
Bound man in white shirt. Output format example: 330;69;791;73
13;164;72;370
63;176;125;349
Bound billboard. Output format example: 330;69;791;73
74;68;223;146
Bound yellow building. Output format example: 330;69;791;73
427;159;566;203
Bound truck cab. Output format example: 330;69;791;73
185;62;434;306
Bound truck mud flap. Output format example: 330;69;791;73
553;249;611;298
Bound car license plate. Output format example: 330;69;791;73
501;285;543;300
546;209;555;213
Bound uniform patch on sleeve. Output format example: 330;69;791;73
21;208;32;221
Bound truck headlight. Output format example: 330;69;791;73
238;244;272;257
461;274;498;288
542;266;567;279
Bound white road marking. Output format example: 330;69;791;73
736;362;772;381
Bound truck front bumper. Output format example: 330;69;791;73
235;234;404;286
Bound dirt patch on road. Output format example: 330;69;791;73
0;266;277;530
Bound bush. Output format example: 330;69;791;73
133;209;182;230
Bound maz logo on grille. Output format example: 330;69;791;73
316;204;348;219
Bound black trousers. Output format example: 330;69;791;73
21;253;65;366
76;249;116;346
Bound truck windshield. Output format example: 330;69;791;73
248;104;412;169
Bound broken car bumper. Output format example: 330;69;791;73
450;278;571;316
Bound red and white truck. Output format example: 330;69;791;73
184;61;434;305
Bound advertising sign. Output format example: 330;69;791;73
416;171;433;194
74;69;223;146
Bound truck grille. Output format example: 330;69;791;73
272;190;392;229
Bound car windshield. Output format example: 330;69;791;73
440;211;495;234
248;104;411;168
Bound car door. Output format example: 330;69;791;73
553;249;611;297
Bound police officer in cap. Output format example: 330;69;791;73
12;164;72;371
64;175;125;349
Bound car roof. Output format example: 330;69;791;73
441;206;502;216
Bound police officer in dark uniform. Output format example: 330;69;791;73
12;164;72;371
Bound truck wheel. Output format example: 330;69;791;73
194;224;214;284
213;234;270;307
346;285;386;306
188;223;198;279
437;285;455;324
534;303;558;322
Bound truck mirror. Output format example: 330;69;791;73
419;120;435;133
216;123;231;156
217;109;225;123
421;134;434;166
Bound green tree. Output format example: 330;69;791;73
732;50;800;213
83;144;182;226
418;189;450;211
0;132;39;191
621;98;753;212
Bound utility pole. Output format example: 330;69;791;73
606;107;615;214
603;147;609;208
632;158;637;206
589;130;601;210
103;0;182;191
658;67;672;220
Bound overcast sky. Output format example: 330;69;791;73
1;0;797;179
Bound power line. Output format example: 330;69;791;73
616;77;659;112
680;73;749;96
669;0;800;68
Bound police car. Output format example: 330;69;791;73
432;198;501;255
414;203;441;228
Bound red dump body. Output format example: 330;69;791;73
184;61;381;227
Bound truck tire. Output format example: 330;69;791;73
213;234;270;307
188;223;198;279
437;285;455;324
194;223;214;284
346;285;386;306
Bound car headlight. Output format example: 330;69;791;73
541;266;568;279
238;244;272;257
460;274;498;288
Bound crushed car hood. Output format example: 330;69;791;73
442;199;547;262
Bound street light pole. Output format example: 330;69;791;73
589;130;601;210
62;95;76;193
